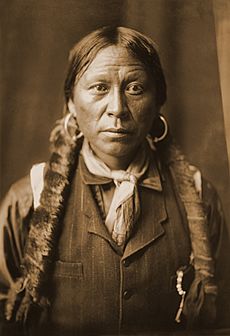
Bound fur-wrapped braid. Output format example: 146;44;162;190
156;138;217;327
5;117;83;322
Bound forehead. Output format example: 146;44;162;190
90;46;144;66
79;46;147;80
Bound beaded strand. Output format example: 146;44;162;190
175;269;186;323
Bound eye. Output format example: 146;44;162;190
126;83;144;95
90;83;109;94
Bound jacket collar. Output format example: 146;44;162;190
79;151;167;257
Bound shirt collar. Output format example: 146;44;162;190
79;149;163;192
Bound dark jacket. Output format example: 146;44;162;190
0;155;225;335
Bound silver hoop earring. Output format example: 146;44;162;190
153;115;168;143
64;113;83;141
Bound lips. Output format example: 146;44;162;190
102;127;131;134
101;127;132;139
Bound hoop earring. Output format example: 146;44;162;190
64;113;83;140
153;115;168;143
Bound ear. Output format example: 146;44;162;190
155;105;161;115
67;99;77;116
151;106;161;126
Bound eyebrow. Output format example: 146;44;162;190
84;69;148;82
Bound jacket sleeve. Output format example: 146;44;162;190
0;176;33;335
202;178;230;328
201;179;225;260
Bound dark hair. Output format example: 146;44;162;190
64;26;167;108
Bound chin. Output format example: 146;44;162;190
101;142;139;158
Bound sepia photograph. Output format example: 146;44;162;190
0;1;230;335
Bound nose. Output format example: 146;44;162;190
107;88;127;118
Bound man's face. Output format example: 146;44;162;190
69;46;158;164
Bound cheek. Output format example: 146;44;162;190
128;97;157;128
72;99;92;130
74;94;105;126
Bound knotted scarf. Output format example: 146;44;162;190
82;139;149;246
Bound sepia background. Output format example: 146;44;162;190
1;0;230;328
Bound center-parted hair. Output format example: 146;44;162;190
64;26;167;108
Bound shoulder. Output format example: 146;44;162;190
201;178;223;213
1;161;47;218
186;165;224;226
190;168;224;258
0;175;33;220
189;164;221;207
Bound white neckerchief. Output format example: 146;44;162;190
81;139;149;246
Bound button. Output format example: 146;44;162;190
123;290;132;300
122;259;130;267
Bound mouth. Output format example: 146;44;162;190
102;127;132;133
101;128;132;138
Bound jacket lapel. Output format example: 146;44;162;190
82;181;123;255
123;187;167;259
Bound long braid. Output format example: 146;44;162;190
5;117;83;322
156;136;217;327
